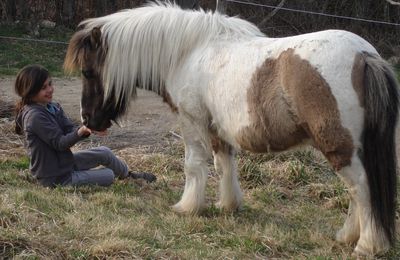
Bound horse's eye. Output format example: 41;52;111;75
82;69;95;79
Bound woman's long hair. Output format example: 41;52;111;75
14;64;49;135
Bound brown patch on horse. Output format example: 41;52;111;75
208;121;233;155
211;136;233;155
237;49;354;171
162;90;179;113
351;53;365;107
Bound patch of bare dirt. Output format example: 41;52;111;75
0;77;181;157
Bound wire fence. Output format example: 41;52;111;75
0;36;68;45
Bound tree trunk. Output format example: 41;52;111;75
58;0;75;26
174;0;199;9
216;0;227;13
94;0;107;17
5;0;17;22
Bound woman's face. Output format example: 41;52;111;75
31;78;54;105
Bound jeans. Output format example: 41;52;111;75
64;146;129;187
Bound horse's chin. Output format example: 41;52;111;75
86;120;112;132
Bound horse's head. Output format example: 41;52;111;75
64;27;128;131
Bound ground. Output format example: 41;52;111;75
0;77;180;158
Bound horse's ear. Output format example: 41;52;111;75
90;27;101;49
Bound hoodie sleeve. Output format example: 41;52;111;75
26;110;83;151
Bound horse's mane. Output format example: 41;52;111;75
66;1;264;102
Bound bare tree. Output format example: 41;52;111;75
61;0;75;25
3;0;16;22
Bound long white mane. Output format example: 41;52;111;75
79;1;264;101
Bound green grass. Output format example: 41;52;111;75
0;157;29;170
1;146;400;259
0;23;73;76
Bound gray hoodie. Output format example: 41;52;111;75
17;103;84;187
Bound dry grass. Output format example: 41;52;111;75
1;120;400;259
0;100;14;118
0;106;26;160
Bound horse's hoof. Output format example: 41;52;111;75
335;229;359;245
171;203;186;214
171;203;202;215
352;242;389;259
215;201;241;212
352;246;374;259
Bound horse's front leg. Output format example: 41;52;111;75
172;118;210;215
213;142;242;211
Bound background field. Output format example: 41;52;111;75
1;18;400;259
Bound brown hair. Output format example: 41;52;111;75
14;64;50;135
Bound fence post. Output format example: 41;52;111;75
216;0;227;13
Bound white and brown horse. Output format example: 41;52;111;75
64;2;399;255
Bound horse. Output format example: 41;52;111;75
63;2;399;256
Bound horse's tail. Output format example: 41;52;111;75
361;51;399;244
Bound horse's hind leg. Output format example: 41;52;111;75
335;196;360;245
335;157;362;245
336;155;390;255
298;108;389;253
212;139;242;211
172;117;210;215
312;127;389;254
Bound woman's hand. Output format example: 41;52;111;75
77;125;92;137
77;126;108;137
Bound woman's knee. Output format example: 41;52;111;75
95;169;115;186
97;146;114;163
99;146;113;156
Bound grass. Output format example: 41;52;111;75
2;144;400;259
0;23;73;76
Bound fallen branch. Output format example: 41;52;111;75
169;131;183;139
386;0;400;5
